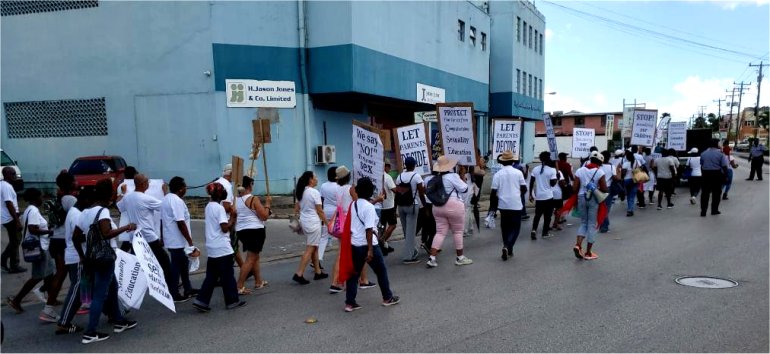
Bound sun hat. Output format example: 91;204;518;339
497;150;515;162
433;156;459;173
335;166;351;179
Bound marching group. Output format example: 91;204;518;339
0;137;764;344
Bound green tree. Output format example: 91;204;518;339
706;113;719;132
693;116;708;129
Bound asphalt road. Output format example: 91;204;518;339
1;161;767;352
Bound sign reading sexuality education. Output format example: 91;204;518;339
114;249;147;310
352;121;384;195
132;231;176;312
394;123;431;175
630;109;658;147
436;103;476;165
571;128;595;158
492;119;522;161
666;121;687;151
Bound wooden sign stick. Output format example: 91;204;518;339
259;121;271;196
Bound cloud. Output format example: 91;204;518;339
657;76;733;120
545;28;554;42
544;86;596;114
594;93;607;107
684;0;769;10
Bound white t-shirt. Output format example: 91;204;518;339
437;173;469;201
491;165;527;210
76;206;112;245
161;193;192;249
319;181;338;216
396;171;424;205
575;166;606;196
22;205;50;251
600;164;615;185
350;199;379;247
382;173;396;210
621;159;640;180
235;195;265;231
335;184;354;214
64;207;83;265
529;165;557;200
117;191;162;242
1;180;18;224
117;179;135;242
609;157;624;170
204;202;234;258
215;177;234;208
460;173;474;206
52;195;77;239
299;187;322;224
551;171;565;200
686;157;702;177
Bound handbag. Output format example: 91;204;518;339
683;159;693;179
327;194;347;238
85;207;117;269
632;160;649;183
20;210;42;263
288;215;303;234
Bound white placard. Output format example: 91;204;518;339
571;128;595;158
352;124;384;195
606;115;615;142
543;113;558;161
114;249;147;310
226;79;297;108
414;111;437;123
492;120;522;161
666;121;687;151
132;231;176;313
416;83;445;104
630;110;658;147
622;107;635;138
395;124;431;175
438;104;476;165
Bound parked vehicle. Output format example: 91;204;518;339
0;149;24;191
68;155;127;200
735;141;751;152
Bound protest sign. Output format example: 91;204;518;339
114;249;147;310
132;231;175;313
630;109;658;147
543;113;558;160
606;115;615;142
492;119;522;161
666;121;687;151
394;123;431;175
437;103;477;165
352;121;384;195
571;128;595;158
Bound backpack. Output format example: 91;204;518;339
85;207;116;269
426;175;454;206
44;198;67;229
393;173;416;207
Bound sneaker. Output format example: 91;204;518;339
77;307;89;315
33;286;47;303
359;282;377;289
5;296;23;313
292;274;310;285
344;303;362;312
56;324;83;335
667;204;674;209
226;301;247;310
386;245;395;253
690;196;696;205
426;258;438;268
39;307;60;323
657;206;663;210
402;258;420;265
420;243;431;254
313;272;329;280
113;320;138;333
192;302;211;312
173;294;192;303
82;332;110;344
542;233;555;239
382;296;401;307
329;285;343;294
530;231;537;240
184;289;200;297
521;215;530;220
638;205;646;209
454;256;473;266
722;194;728;200
501;248;508;261
626;211;634;217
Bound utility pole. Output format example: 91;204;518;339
713;98;723;120
725;89;737;140
749;62;768;117
733;81;751;142
698;105;707;119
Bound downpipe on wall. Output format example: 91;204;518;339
298;0;312;171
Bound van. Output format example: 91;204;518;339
0;149;24;191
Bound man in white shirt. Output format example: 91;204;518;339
215;164;243;268
378;164;398;255
117;166;137;252
117;174;172;284
1;167;25;273
528;152;558;239
162;176;198;302
491;150;528;261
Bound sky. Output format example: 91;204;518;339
539;0;770;122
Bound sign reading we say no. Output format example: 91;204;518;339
352;122;384;195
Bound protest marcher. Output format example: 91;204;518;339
56;189;91;335
722;148;738;200
395;157;427;264
5;188;61;322
292;171;329;285
1;167;25;273
549;160;566;232
490;151;528;261
161;176;199;302
654;149;677;210
340;177;400;312
621;150;641;217
318;166;338;267
117;166;137;252
686;148;702;204
599;150;618;233
570;152;608;260
580;146;599;167
700;139;729;217
746;139;766;181
426;156;472;268
528;152;557;240
378;163;398;255
235;176;271;294
117;174;172;285
555;153;575;225
46;171;78;311
215;164;245;270
192;183;245;312
642;148;656;206
72;179;138;344
513;158;530;220
419;170;438;254
458;165;477;238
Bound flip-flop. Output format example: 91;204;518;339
584;252;599;260
254;280;269;289
573;246;584;260
238;287;252;295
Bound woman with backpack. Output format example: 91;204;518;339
425;156;472;268
571;152;608;260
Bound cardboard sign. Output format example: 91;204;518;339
606;115;615;142
667;121;687;151
114;249;147;310
571;128;595;158
492;119;522;161
630;109;658;147
352;121;384;195
430;127;442;162
543;113;558;161
437;103;476;165
252;119;271;144
132;231;175;313
393;123;431;175
231;156;244;188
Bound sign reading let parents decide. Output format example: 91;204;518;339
492;119;522;161
352;122;384;195
666;121;688;151
394;123;431;175
630;109;658;147
571;128;595;158
226;79;297;108
437;103;476;165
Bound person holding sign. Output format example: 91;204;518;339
425;156;472;268
490;151;528;261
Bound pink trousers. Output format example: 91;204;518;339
431;198;465;251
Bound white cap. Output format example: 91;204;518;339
689;148;698;154
614;149;624;157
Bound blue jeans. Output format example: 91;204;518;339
86;265;124;333
499;209;522;251
398;206;419;260
577;196;600;244
168;248;192;297
194;255;239;308
58;264;82;326
624;179;637;212
346;246;393;305
722;169;734;195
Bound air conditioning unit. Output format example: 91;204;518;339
315;145;336;164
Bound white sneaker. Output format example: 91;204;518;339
32;287;47;303
426;258;438;268
39;307;60;323
454;256;473;266
690;196;696;205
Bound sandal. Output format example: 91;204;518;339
583;252;599;260
573;245;584;260
254;280;269;289
238;287;252;295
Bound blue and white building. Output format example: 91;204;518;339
1;0;544;194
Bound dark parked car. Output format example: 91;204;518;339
69;156;127;200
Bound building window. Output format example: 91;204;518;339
601;117;607;127
458;20;465;42
522;71;527;95
523;21;527;46
516;69;521;94
540;33;544;55
1;0;98;16
529;25;533;49
553;117;562;127
534;78;538;100
481;32;487;51
528;74;533;97
4;97;108;138
575;117;585;127
534;30;538;52
469;26;476;46
516;17;521;42
539;79;543;98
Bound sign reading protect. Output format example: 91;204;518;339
226;79;297;108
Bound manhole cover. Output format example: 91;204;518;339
675;276;738;289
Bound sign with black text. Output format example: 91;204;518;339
437;103;476;165
352;122;384;195
226;79;296;108
543;113;558;160
492;119;522;161
571;128;595;158
114;249;147;310
630;109;658;147
394;123;431;175
666;121;687;151
132;231;175;313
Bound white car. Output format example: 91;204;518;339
0;149;24;190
